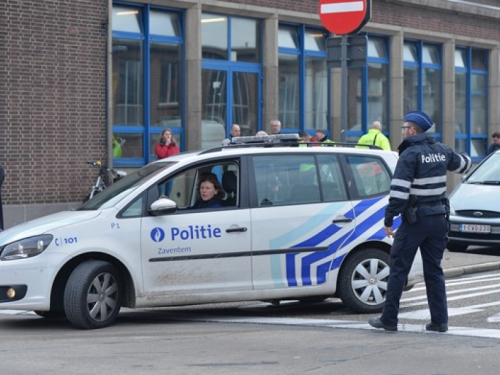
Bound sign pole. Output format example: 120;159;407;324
319;0;371;143
341;35;348;143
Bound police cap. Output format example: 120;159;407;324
404;110;433;132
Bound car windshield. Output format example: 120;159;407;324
77;161;177;210
466;153;500;184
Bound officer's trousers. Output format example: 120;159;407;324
381;214;448;326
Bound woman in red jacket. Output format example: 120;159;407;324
155;128;180;159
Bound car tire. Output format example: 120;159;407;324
337;248;390;313
447;242;468;253
34;310;66;319
64;260;123;329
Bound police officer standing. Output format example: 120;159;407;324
368;110;471;333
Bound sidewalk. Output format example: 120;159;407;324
442;247;500;278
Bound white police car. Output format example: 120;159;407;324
0;135;422;329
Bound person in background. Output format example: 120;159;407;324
0;162;4;230
256;130;268;136
368;110;472;333
315;129;334;145
270;119;282;134
487;132;500;155
190;173;224;209
222;124;241;145
357;121;392;151
155;128;180;159
112;135;123;158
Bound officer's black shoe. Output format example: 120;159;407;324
426;322;448;332
368;317;397;331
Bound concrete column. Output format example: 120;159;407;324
330;67;342;142
442;39;460;193
185;4;202;151
489;48;500;135
389;31;404;150
442;39;456;147
262;15;279;133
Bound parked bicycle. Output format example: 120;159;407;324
83;161;126;202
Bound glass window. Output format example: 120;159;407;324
368;37;387;58
454;47;488;158
455;49;466;68
278;25;328;131
278;25;299;49
305;56;328;129
252;154;320;206
422;45;439;64
347;36;390;144
304;28;326;51
422;67;440;133
201;14;228;60
403;41;442;133
150;10;180;37
112;6;141;33
367;63;389;131
404;65;418;113
345;156;392;198
114;52;143;126
403;43;417;62
279;53;300;128
112;6;184;166
347;67;363;141
317;155;348;201
471;49;487;71
231;17;260;63
150;43;181;131
153;162;239;209
202;69;227;148
455;71;467;134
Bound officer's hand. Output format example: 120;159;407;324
384;226;395;238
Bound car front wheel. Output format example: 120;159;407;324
64;260;123;329
337;248;390;313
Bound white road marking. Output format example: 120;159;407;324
179;316;500;339
3;309;500;339
320;1;364;15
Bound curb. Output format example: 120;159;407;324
444;261;500;279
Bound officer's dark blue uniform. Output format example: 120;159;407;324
369;110;471;332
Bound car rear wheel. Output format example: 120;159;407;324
447;242;468;253
64;260;123;329
337;248;390;313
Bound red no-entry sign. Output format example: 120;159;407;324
319;0;371;35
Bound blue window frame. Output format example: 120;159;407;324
201;13;262;139
455;47;488;160
346;35;390;143
278;24;329;135
404;40;442;138
112;3;184;167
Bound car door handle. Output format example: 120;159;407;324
332;217;353;224
226;227;248;233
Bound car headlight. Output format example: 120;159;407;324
0;235;53;261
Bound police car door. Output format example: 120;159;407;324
139;161;252;296
249;153;356;290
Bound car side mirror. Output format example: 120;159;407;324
148;197;177;216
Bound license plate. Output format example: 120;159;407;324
460;224;491;233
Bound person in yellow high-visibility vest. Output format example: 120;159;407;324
356;121;391;151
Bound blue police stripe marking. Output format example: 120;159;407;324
270;202;349;287
284;196;388;287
